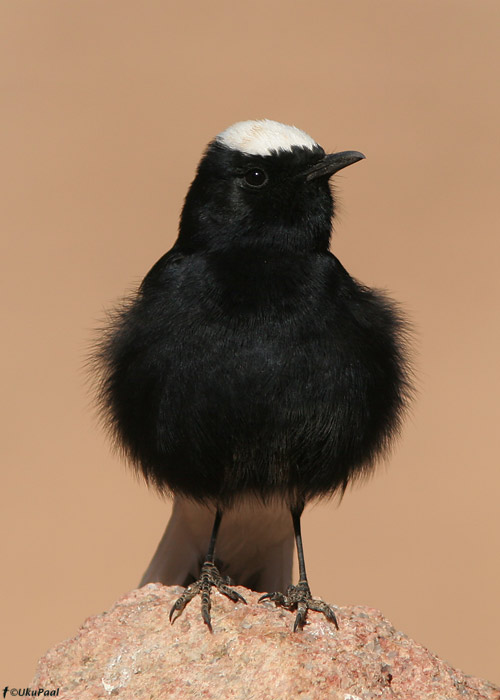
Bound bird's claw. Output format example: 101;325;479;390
170;560;246;631
259;580;338;631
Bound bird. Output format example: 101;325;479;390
95;118;411;632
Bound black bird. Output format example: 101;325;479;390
96;119;411;631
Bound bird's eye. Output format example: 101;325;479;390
243;168;268;189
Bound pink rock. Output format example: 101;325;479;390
32;584;500;699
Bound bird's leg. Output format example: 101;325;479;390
260;504;338;631
169;508;246;631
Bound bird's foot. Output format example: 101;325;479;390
169;560;246;631
259;580;338;632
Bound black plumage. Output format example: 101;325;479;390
95;120;411;630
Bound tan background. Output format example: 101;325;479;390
1;0;499;687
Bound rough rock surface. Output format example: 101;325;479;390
32;584;499;700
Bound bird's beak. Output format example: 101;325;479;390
304;151;366;181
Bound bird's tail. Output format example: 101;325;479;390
140;496;295;593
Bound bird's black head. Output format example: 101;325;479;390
177;120;364;254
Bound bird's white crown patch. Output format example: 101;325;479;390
217;119;319;157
